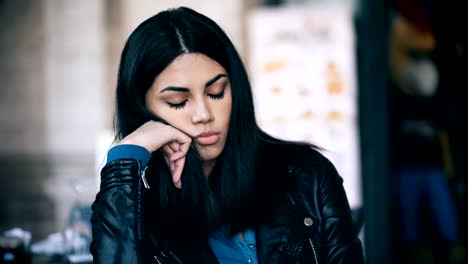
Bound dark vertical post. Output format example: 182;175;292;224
356;0;391;263
264;0;282;6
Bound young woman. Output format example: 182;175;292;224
90;7;364;264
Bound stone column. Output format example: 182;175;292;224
42;0;106;229
0;0;51;240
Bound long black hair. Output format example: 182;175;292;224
114;7;312;241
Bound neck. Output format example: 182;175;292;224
203;160;216;176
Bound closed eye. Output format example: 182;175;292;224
208;89;225;100
167;99;188;109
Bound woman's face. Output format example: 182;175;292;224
146;53;232;164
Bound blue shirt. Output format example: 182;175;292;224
106;144;259;264
209;227;258;264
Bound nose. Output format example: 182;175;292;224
191;99;213;124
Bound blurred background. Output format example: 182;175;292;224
0;0;465;263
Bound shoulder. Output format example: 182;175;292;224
261;141;336;183
274;143;331;173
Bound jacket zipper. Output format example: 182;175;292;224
141;166;150;189
309;238;319;264
152;248;184;264
154;255;164;264
153;251;185;264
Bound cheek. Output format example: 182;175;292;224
225;103;233;123
162;110;191;130
146;96;164;119
150;103;189;129
222;92;233;121
215;102;232;129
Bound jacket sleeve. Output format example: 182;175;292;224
319;158;364;264
90;159;145;264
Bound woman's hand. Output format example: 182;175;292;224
118;121;191;189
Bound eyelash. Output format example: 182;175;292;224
167;100;187;109
167;89;226;109
208;89;225;100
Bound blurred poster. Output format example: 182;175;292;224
248;4;361;208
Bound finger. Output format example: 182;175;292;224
173;168;182;189
168;141;183;161
169;141;179;153
177;157;186;180
169;141;191;162
162;146;175;174
171;130;192;146
174;179;182;189
163;145;176;170
162;152;174;172
180;141;191;154
170;160;175;174
170;151;185;161
163;154;176;175
172;160;182;184
163;152;170;166
162;144;175;156
172;157;185;189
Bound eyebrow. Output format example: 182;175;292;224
160;73;228;93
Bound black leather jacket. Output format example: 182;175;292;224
90;147;364;263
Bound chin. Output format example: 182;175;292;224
197;145;223;162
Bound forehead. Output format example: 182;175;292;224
152;53;227;90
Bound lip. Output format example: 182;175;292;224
195;131;221;145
